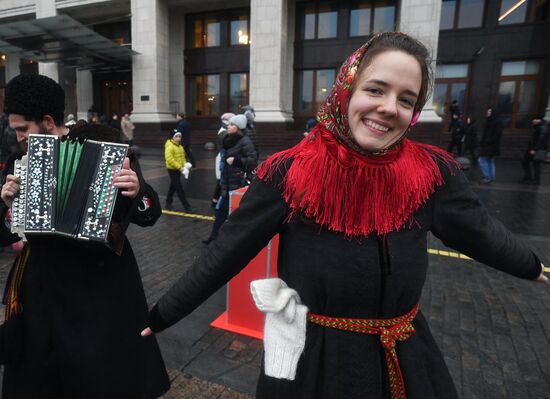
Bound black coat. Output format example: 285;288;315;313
464;121;478;149
528;122;549;151
0;130;170;399
221;133;258;194
149;161;540;399
479;116;503;157
450;119;464;140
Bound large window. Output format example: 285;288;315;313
230;15;249;45
302;5;338;39
296;69;335;113
187;73;248;116
229;73;249;112
498;0;550;24
497;60;542;129
349;1;396;36
433;64;469;131
191;15;221;48
188;75;220;116
440;0;485;30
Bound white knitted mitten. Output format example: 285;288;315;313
251;278;308;380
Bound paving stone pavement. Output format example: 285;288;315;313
1;148;550;398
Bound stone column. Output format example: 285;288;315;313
168;11;185;115
130;0;173;123
36;0;59;82
76;70;93;121
249;0;294;122
398;0;442;123
5;54;20;82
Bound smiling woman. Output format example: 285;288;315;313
144;32;546;399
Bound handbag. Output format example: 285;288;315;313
533;149;547;162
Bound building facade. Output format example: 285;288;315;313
0;0;548;156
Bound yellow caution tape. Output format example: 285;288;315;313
162;209;215;221
427;248;472;260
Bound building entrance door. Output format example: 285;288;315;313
101;80;131;117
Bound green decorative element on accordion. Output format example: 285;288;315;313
12;134;128;249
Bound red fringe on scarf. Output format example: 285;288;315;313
256;128;457;237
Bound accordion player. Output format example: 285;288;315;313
11;134;129;251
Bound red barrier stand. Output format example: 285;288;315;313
210;187;279;339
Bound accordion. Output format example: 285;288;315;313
11;134;128;248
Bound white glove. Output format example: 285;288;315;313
181;162;192;179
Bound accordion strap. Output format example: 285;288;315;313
4;243;30;320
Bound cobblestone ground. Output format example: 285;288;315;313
0;151;549;398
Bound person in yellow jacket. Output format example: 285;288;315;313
165;130;193;212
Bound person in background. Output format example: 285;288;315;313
87;104;98;123
175;112;195;168
211;112;235;207
446;113;464;156
478;107;503;184
304;118;317;137
121;113;135;146
99;114;109;126
521;116;549;185
0;126;18;170
164;130;192;212
110;113;121;131
142;32;546;399
463;116;478;164
65;114;76;127
448;100;460;132
241;105;259;158
202;114;257;244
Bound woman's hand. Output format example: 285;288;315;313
1;175;20;207
114;157;140;198
536;263;548;283
226;157;235;166
141;327;153;337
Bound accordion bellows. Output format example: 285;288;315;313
12;134;128;248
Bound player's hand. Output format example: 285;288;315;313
114;157;140;198
1;175;21;207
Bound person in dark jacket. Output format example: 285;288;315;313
203;114;257;244
464;116;478;163
448;100;460;132
212;112;235;207
142;32;546;399
241;105;259;158
0;74;170;399
522;116;549;185
110;113;121;131
175;112;196;167
0;126;19;169
304;117;317;137
446;113;464;156
478;107;503;184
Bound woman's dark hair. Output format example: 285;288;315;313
354;32;433;115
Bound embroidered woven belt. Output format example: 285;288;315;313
307;304;420;399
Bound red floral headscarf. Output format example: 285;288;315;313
257;33;455;237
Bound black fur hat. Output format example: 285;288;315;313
4;74;65;125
